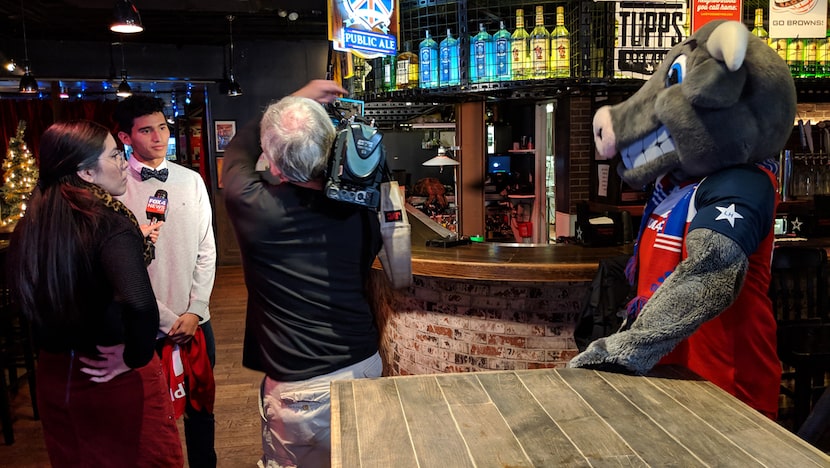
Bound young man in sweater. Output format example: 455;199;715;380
114;95;218;467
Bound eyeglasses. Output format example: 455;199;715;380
107;149;126;164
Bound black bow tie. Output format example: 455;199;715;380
140;167;169;182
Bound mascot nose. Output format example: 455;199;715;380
593;106;617;160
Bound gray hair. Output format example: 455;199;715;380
260;96;335;183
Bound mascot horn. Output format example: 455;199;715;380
569;20;796;421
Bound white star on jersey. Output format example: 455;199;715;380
714;204;744;227
791;217;803;232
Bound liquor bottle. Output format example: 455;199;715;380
494;21;512;81
683;9;691;38
787;38;804;77
470;23;495;83
751;9;768;42
419;30;439;88
817;27;830;78
804;37;818;77
770;37;788;65
379;54;396;92
364;58;376;92
353;55;366;94
440;29;460;86
396;41;419;90
613;19;625;78
530;5;550;79
511;9;531;80
550;6;570;78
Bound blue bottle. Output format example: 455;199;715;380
470;23;494;83
419;30;439;88
439;28;460;86
494;21;512;81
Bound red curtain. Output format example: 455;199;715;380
1;99;120;164
0;99;54;158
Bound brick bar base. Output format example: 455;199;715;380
369;270;590;376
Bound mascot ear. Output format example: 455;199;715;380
708;21;749;71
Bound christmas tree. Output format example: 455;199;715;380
1;121;39;228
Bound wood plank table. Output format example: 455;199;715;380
331;366;830;467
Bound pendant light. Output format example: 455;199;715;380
18;2;38;94
116;41;132;98
226;15;243;97
422;146;460;172
110;0;144;34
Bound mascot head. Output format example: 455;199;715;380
593;20;797;188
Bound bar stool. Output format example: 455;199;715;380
0;245;39;445
798;385;830;446
769;246;830;432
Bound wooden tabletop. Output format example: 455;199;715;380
331;366;830;467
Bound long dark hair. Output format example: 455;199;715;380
8;120;111;327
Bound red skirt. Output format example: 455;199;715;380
37;350;184;467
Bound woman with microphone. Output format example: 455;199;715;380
7;120;181;467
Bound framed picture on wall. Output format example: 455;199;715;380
215;120;236;153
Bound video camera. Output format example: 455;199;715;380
324;100;387;210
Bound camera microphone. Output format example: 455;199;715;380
146;189;169;223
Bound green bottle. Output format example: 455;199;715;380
787;38;804;77
804;37;818;77
530;5;550;79
379;54;396;91
550;6;570;78
751;9;768;42
511;9;531;80
817;27;830;78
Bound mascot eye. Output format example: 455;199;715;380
666;55;687;87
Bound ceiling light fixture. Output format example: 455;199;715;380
110;0;144;34
288;11;299;21
422;146;461;236
4;59;16;72
117;77;132;97
226;15;243;97
116;41;132;98
422;146;460;171
18;2;38;94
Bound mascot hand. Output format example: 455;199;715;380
568;337;638;374
570;229;748;374
568;331;670;374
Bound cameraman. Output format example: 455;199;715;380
222;81;383;468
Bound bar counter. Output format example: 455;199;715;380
405;240;631;282
369;213;632;376
401;206;632;283
369;210;830;378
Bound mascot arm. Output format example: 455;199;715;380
569;228;748;374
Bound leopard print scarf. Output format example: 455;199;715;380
80;180;155;266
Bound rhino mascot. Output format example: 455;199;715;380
569;20;796;419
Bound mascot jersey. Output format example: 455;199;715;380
632;164;781;419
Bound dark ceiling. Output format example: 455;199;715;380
0;0;330;47
0;0;331;97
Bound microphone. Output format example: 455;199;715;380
146;189;169;224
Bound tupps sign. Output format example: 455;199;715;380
612;0;688;79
